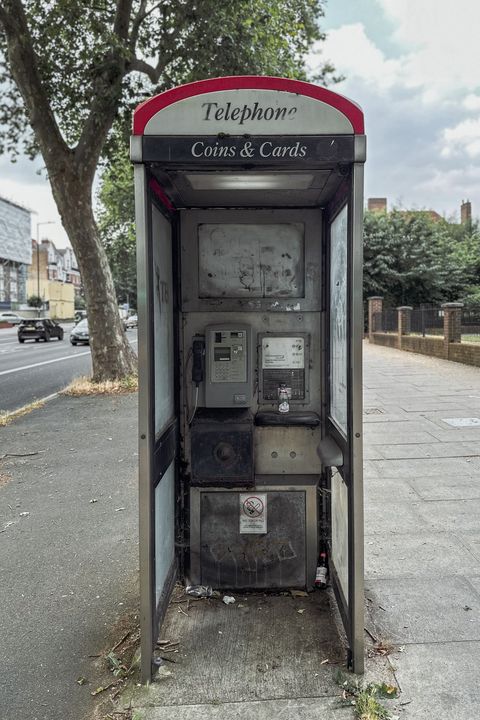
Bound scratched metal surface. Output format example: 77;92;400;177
147;589;345;706
199;490;306;588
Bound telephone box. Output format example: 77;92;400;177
131;76;365;682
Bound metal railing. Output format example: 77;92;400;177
372;309;397;333
461;306;480;342
410;307;444;337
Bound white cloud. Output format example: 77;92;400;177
464;94;480;111
441;118;480;158
310;23;406;92
377;0;480;101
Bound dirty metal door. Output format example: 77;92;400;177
136;167;178;682
325;166;364;672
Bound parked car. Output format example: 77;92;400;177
125;314;138;329
18;318;64;343
70;318;89;345
0;311;24;325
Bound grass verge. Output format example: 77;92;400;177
0;399;46;427
62;374;138;396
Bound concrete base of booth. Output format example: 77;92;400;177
125;584;349;717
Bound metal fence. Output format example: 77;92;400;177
461;307;480;342
372;309;397;333
410;307;444;337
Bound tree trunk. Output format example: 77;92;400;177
51;177;137;382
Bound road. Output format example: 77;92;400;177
0;324;138;413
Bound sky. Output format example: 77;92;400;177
0;0;479;248
312;0;480;220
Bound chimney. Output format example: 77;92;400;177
461;200;472;225
368;198;387;213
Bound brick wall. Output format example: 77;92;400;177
448;342;480;368
401;335;446;359
370;333;480;367
370;333;399;349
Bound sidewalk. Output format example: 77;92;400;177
0;393;139;720
125;342;480;720
363;342;480;719
3;344;480;719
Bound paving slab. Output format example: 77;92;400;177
364;532;480;579
364;421;439;445
364;500;432;535
363;477;417;504
388;642;480;720
369;456;480;477
365;576;480;644
408;475;480;501
416;498;480;534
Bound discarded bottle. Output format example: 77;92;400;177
314;551;328;589
186;584;214;598
278;383;290;414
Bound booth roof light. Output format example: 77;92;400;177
185;173;314;191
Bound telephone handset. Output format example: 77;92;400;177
192;338;205;386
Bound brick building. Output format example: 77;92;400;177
27;239;82;319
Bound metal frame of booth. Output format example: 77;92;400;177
131;76;366;682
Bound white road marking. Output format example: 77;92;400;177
0;338;137;377
0;351;91;377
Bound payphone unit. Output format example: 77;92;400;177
204;324;253;407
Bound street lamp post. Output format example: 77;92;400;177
36;221;54;312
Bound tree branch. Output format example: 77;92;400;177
130;57;164;83
0;0;69;170
74;0;134;179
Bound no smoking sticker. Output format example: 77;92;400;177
239;493;267;534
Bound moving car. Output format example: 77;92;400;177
18;318;64;343
70;318;89;345
0;311;24;325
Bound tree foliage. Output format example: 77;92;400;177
0;0;336;160
363;210;480;307
0;0;336;380
97;148;136;306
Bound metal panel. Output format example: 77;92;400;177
142;135;355;163
254;426;321;475
136;168;177;683
198;223;304;299
323;170;365;673
142;89;354;135
135;165;156;683
258;332;310;405
348;162;365;673
190;478;318;590
180;209;322;313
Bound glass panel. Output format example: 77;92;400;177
152;205;175;435
329;205;348;434
198;223;305;298
155;462;175;604
331;471;349;600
